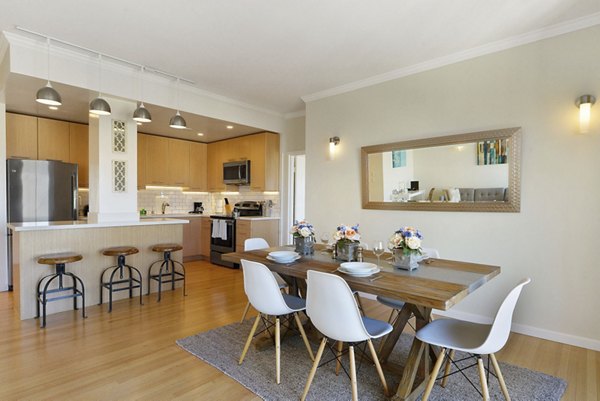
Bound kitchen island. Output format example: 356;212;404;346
9;218;187;320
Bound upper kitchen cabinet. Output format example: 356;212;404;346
207;140;226;191
38;117;70;162
6;113;38;159
145;135;170;185
224;135;250;162
249;132;280;192
137;133;148;189
69;123;89;188
168;138;190;187
189;142;208;191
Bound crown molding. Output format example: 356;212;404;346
302;12;600;103
284;109;305;119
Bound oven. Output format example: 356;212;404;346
210;215;237;268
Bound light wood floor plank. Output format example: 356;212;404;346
0;260;595;400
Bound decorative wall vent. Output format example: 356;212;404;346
112;160;127;192
112;120;126;153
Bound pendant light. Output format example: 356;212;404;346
169;78;187;129
89;54;111;116
133;66;152;123
36;38;62;106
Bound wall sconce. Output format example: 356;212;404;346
576;94;595;133
329;136;340;159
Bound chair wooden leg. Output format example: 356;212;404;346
301;338;327;401
294;313;314;361
441;349;455;387
239;313;261;365
490;353;511;401
275;317;281;384
349;345;358;401
240;301;251;323
367;339;389;396
477;356;490;401
422;347;446;401
335;340;344;375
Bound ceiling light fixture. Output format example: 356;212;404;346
133;66;152;123
36;38;62;106
89;54;111;116
226;125;234;129
197;133;204;136
576;94;595;134
169;78;187;129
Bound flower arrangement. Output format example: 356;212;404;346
333;224;361;245
388;226;423;255
290;220;315;238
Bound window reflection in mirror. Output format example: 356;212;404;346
361;128;521;212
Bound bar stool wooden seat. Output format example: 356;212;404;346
147;243;186;302
100;246;143;312
36;252;86;328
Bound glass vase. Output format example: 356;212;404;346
393;249;419;270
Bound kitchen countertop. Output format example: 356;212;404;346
8;218;188;232
140;213;208;219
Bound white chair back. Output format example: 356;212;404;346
245;238;269;251
306;270;370;343
241;259;292;316
475;278;531;354
421;247;440;258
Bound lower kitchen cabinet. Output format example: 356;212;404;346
235;218;279;252
200;218;211;258
177;217;210;261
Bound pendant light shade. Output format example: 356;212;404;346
36;38;62;106
169;111;187;129
133;102;152;123
36;82;62;106
89;97;112;116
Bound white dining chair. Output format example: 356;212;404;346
238;259;314;384
416;278;531;401
240;238;288;323
301;270;393;401
376;248;440;334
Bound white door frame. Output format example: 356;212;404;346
282;151;305;246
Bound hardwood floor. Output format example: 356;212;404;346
0;260;597;400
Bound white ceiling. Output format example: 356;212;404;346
1;0;600;127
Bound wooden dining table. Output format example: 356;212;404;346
222;244;500;401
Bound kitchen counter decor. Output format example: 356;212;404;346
388;226;423;270
333;224;361;261
290;220;315;255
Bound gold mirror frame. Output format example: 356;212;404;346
361;127;521;212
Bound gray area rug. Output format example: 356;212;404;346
177;319;567;401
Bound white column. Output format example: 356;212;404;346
87;97;139;223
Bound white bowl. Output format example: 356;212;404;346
339;262;377;273
268;251;299;261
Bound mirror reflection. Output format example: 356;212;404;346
361;128;521;212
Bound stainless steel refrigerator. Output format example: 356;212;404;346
6;159;78;288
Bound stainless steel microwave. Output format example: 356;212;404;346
223;160;251;185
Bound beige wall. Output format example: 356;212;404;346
305;26;600;349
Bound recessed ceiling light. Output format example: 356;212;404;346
48;106;58;110
197;133;204;136
226;125;234;129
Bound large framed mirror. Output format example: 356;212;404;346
361;127;521;212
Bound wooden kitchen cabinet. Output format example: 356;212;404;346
168;138;190;186
189;142;208;191
249;132;280;192
38;117;70;162
6;113;38;159
177;217;208;261
137;133;148;189
69;123;89;188
145;135;169;185
207;140;226;191
200;217;211;257
235;218;279;251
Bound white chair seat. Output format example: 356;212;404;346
363;316;393;338
282;294;306;311
376;295;405;309
416;319;492;353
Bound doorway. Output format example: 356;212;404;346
287;153;305;244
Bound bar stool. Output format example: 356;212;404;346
36;252;86;328
147;243;186;301
99;246;143;312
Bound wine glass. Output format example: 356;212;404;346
373;241;386;268
319;232;330;253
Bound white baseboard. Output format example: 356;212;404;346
434;309;600;352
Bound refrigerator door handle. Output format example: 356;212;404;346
72;174;77;220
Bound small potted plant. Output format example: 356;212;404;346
388;226;423;270
333;224;361;261
290;220;315;255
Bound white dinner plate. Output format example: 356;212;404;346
339;262;378;273
266;255;301;263
268;251;299;260
337;266;381;277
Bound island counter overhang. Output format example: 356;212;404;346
8;218;187;320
